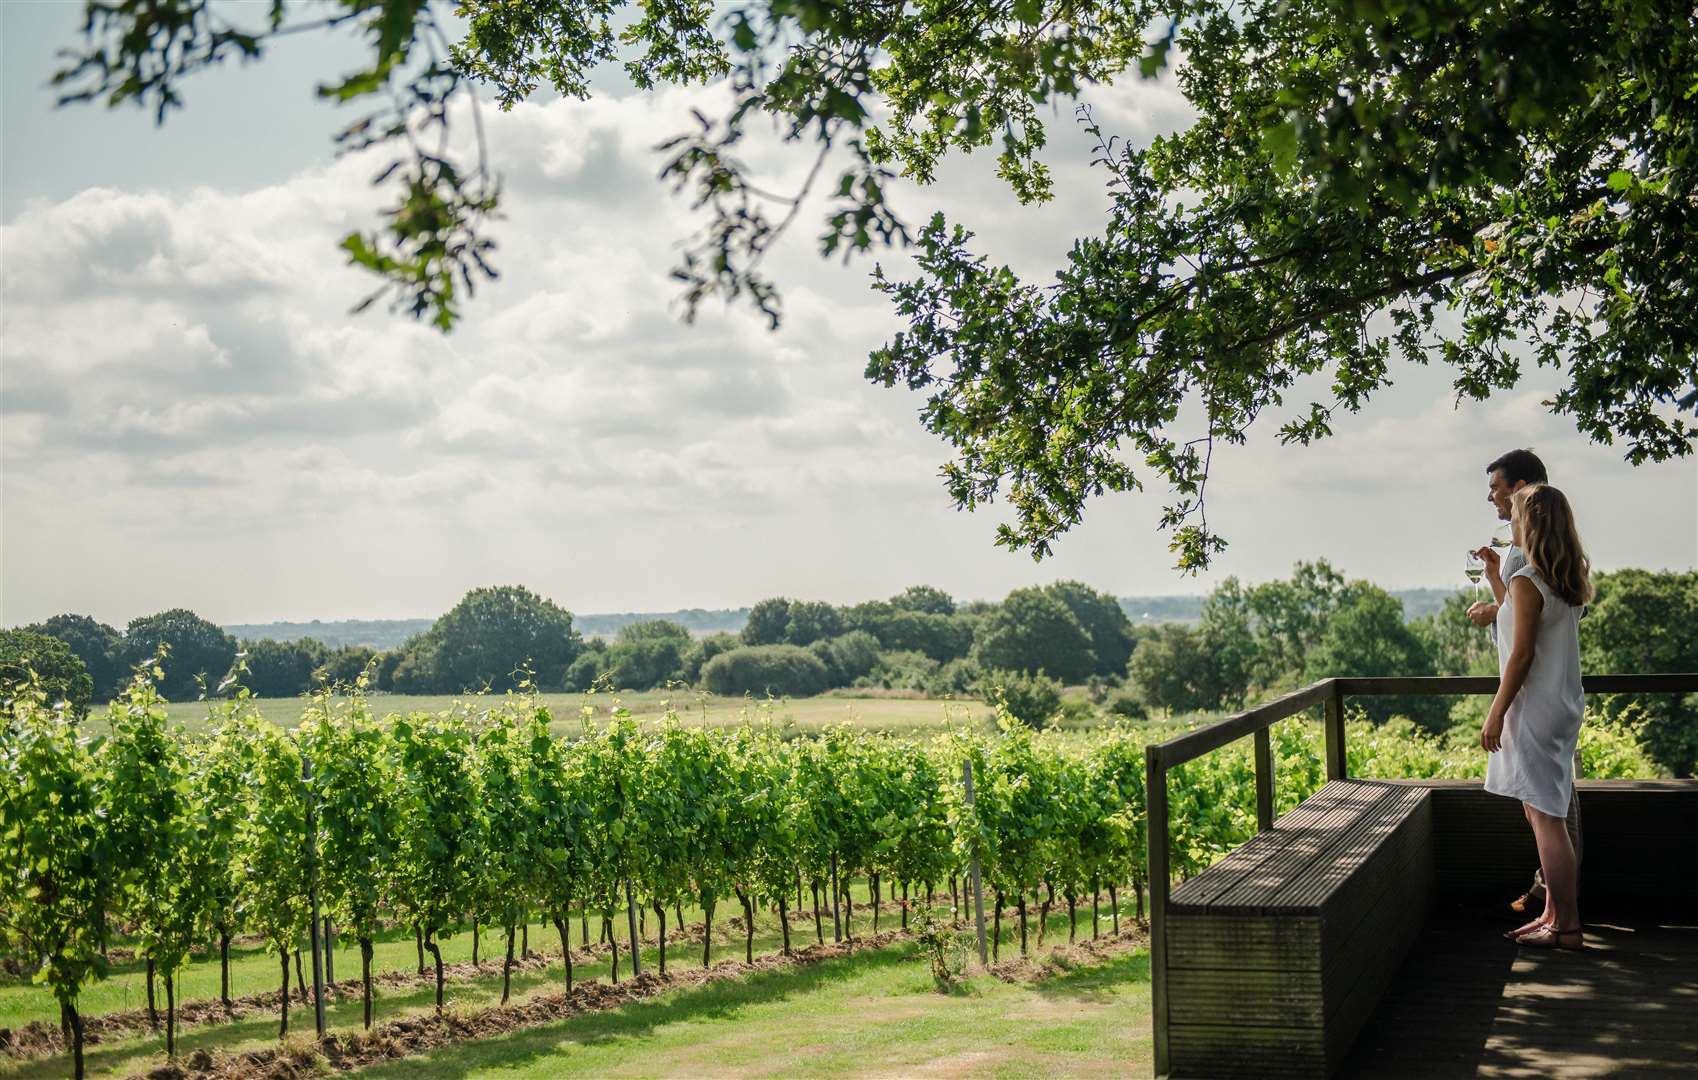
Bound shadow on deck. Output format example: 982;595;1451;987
1345;900;1698;1078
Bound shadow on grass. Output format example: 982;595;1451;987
353;942;922;1080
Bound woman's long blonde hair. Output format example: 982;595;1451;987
1512;484;1593;607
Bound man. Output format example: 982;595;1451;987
1468;448;1584;915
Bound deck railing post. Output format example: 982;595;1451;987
1145;745;1171;1078
1324;681;1347;781
1253;727;1275;832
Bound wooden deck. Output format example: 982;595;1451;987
1144;675;1698;1079
1344;900;1698;1077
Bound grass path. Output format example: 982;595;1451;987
349;941;1152;1079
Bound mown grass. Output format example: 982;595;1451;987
353;943;1152;1080
1;884;1150;1080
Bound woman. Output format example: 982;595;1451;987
1475;483;1592;950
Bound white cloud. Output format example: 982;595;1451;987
3;67;1692;626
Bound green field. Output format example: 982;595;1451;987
154;690;1011;738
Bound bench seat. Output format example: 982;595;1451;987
1165;779;1434;1078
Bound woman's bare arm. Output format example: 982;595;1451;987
1482;576;1544;751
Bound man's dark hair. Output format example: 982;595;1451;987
1486;448;1548;487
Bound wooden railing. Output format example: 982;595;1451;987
1143;672;1698;1077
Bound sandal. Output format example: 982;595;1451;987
1503;918;1545;941
1516;925;1583;951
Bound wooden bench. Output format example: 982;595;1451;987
1164;780;1434;1078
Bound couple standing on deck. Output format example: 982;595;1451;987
1465;449;1592;951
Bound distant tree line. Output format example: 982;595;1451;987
6;569;1692;774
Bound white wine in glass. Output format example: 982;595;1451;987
1466;551;1486;595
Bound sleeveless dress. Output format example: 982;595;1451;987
1486;565;1585;818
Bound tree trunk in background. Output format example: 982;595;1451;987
219;932;233;1008
424;930;446;1011
654;901;668;975
553;915;574;995
67;1002;85;1080
359;937;375;1029
501;926;515;1004
703;895;716;968
324;917;335;984
165;970;176;1057
830;858;843;942
278;950;291;1038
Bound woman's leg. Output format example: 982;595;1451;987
1527;803;1580;930
1509;803;1548;936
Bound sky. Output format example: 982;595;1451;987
3;2;1694;628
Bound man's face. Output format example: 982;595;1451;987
1487;469;1521;521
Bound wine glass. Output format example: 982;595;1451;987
1465;550;1486;596
1489;521;1513;549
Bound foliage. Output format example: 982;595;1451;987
23;614;124;702
101;666;210;1048
1246;561;1348;685
562;640;610;692
699;644;831;698
605;620;691;690
1580;569;1698;776
1305;584;1445;729
892;586;956;617
241;638;329;698
971;588;1096;683
55;1;1697;569
405;585;583;692
925;657;983;698
1412;592;1498;677
0;683;109;1074
1126;624;1218;714
1196;580;1257;708
741;599;795;646
860;649;941;692
821;630;883;686
0;630;94;717
1045;581;1138;678
389;710;485;1006
984;670;1064;730
1105;689;1147;721
300;679;399;1020
314;644;378;689
230;718;309;991
121;609;236;702
681;632;741;684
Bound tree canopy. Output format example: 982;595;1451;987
52;0;1697;568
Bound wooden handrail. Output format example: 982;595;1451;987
1145;671;1698;1078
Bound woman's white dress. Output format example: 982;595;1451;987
1486;565;1585;817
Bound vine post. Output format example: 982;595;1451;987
301;751;327;1039
961;759;987;968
